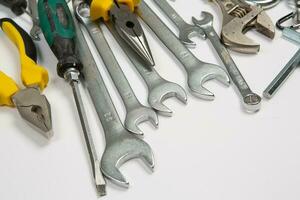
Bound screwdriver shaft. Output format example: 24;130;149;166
66;69;106;196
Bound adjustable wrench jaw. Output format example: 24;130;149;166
213;0;275;53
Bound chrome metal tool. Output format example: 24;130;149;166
73;0;155;188
264;28;300;99
244;0;281;9
193;12;261;112
28;0;41;40
87;0;155;67
212;0;275;53
152;0;204;48
138;2;230;100
38;0;106;195
75;2;158;136
107;22;188;116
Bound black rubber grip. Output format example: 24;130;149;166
0;18;37;62
0;0;27;15
51;37;83;78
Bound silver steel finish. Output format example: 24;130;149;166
138;2;230;100
109;4;155;66
107;23;187;116
264;28;300;99
64;68;106;196
75;3;158;135
244;0;281;9
193;12;261;112
28;0;41;41
12;86;52;137
152;0;204;48
212;0;275;54
73;7;155;187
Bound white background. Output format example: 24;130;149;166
1;0;300;199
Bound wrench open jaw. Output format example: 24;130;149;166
75;3;159;136
152;0;205;48
138;2;230;100
213;0;275;53
187;63;231;100
106;21;188;116
148;80;187;116
101;130;155;187
125;105;159;135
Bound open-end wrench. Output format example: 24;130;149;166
152;0;204;48
138;2;230;100
75;3;158;136
73;4;155;187
193;12;261;112
28;0;41;40
106;22;188;116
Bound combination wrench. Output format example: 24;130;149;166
73;1;155;188
106;23;187;116
193;12;261;112
138;2;230;100
75;4;158;136
152;0;204;48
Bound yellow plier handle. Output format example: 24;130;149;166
0;72;19;106
0;18;49;90
89;0;141;21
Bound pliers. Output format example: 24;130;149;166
0;18;52;138
88;0;155;67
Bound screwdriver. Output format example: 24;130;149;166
37;0;106;194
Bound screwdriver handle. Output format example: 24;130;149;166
0;0;27;15
89;0;140;21
38;0;82;78
0;18;49;91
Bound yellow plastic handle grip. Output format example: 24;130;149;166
0;71;19;106
1;19;49;91
90;0;141;21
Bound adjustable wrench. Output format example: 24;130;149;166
75;3;158;136
73;1;155;188
193;12;261;112
152;0;204;48
138;2;230;100
106;22;187;116
212;0;275;54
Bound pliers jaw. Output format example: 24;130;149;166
110;4;155;67
213;0;275;53
12;87;52;138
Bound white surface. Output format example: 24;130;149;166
1;0;300;199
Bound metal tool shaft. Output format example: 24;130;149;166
28;0;41;40
73;5;154;187
264;49;300;98
264;28;300;99
66;69;106;196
